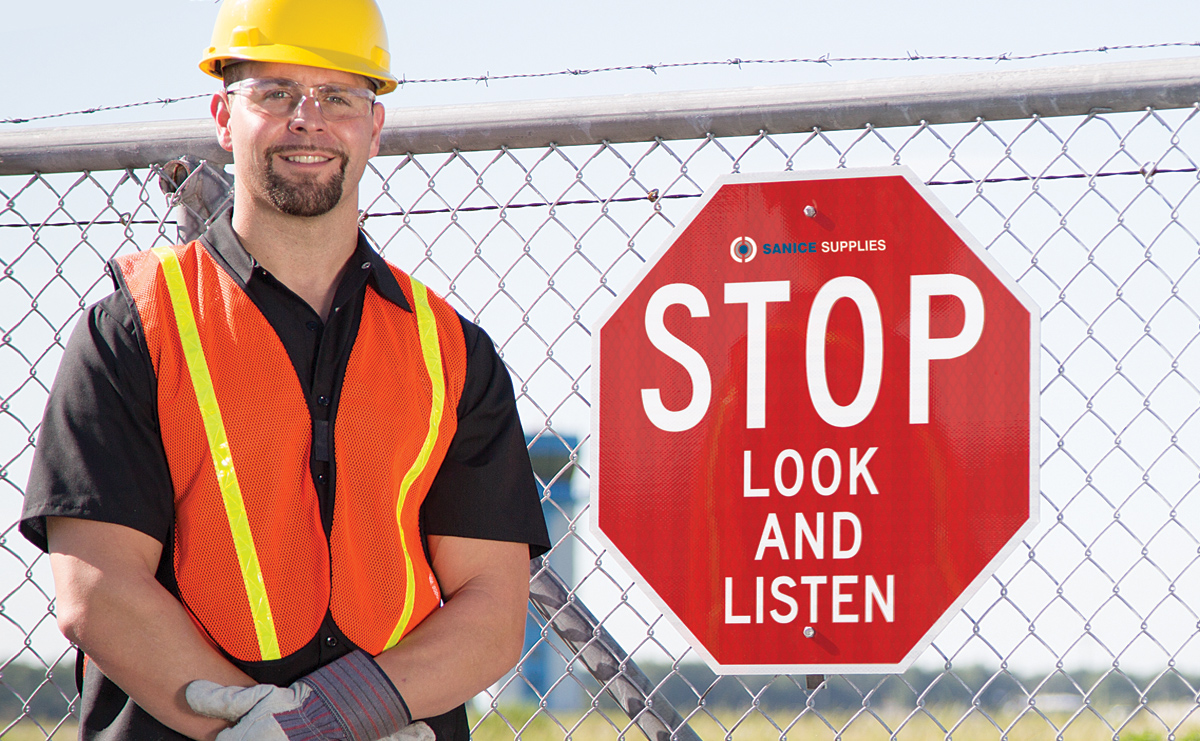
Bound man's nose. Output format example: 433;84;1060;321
288;95;327;132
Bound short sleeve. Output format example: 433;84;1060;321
421;319;550;558
19;291;175;552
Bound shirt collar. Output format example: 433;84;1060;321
198;209;254;285
198;209;412;314
355;233;412;313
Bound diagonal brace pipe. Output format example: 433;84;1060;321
528;557;701;741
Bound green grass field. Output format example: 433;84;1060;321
0;721;76;740
469;705;1200;741
4;709;1198;740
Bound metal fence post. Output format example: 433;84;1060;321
158;155;234;243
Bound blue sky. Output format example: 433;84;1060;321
4;0;1199;128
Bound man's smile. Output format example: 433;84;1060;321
268;147;345;168
281;153;334;164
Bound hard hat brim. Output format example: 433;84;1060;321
201;43;398;95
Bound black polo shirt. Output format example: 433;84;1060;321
20;211;550;741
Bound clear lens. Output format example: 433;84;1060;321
226;79;375;121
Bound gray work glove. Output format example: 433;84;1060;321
187;650;433;741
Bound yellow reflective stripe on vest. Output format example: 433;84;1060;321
384;278;446;650
150;246;282;661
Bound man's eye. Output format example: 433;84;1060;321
320;92;354;108
262;88;296;101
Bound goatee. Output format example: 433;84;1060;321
264;147;349;217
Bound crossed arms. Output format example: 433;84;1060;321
49;517;530;741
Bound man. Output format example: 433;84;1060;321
19;0;550;739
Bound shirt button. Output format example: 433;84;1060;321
317;473;326;483
317;396;330;406
325;636;338;648
361;261;371;270
306;321;318;331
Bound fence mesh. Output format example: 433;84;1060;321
2;96;1200;740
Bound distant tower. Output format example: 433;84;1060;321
519;434;584;710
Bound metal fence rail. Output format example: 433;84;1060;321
2;57;1200;740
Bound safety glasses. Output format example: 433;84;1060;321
225;78;377;122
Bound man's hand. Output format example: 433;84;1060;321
186;682;308;739
187;650;428;741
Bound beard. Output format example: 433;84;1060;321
262;146;349;217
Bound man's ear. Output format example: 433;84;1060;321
212;92;234;153
369;101;385;159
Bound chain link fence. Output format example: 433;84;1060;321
2;59;1200;739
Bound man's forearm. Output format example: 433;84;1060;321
49;518;255;741
373;537;530;720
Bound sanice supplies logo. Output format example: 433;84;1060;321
729;236;756;263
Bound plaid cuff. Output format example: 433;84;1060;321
297;650;411;741
273;692;346;740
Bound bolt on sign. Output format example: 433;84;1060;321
592;168;1039;674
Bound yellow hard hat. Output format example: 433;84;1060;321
200;0;399;94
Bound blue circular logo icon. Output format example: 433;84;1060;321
730;236;757;263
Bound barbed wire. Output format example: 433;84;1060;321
3;42;1198;126
2;94;210;126
5;164;1195;231
398;42;1200;85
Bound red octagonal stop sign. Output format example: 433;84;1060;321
592;168;1038;674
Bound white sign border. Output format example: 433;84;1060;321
590;166;1041;675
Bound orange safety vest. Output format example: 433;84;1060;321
115;242;467;663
